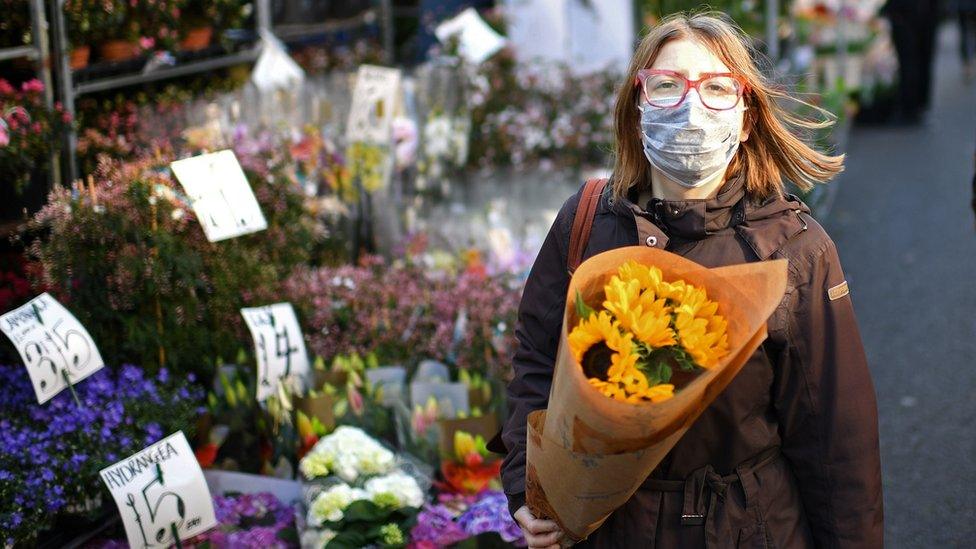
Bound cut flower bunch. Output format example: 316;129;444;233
568;260;730;404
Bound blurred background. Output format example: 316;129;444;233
0;1;974;547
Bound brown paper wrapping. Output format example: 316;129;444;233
526;246;787;542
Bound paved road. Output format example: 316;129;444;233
823;25;976;547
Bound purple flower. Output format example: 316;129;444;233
457;490;526;545
410;503;468;545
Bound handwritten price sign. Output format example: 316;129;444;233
241;303;310;401
346;64;401;145
0;293;105;404
100;431;217;549
170;150;268;242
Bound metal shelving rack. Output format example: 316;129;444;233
47;0;394;183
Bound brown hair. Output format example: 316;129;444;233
611;11;843;201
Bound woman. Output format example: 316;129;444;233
496;12;884;549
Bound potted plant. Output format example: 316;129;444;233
180;0;248;50
89;0;140;62
0;79;72;216
62;0;107;69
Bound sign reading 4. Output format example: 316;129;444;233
241;302;310;401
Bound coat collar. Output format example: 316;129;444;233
604;176;810;260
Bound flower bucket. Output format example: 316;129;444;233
69;45;90;70
312;368;347;390
99;40;140;62
438;414;499;455
180;26;214;51
296;393;336;429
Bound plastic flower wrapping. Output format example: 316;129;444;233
569;260;729;404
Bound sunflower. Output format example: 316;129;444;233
670;285;729;369
567;310;633;364
603;269;676;348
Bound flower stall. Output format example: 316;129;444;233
0;2;877;547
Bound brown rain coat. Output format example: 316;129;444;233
496;176;884;548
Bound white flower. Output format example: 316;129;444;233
307;483;368;526
300;528;336;549
299;426;395;482
299;452;332;479
364;471;424;509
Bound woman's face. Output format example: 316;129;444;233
646;37;748;142
640;37;750;199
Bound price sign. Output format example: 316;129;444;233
0;292;105;404
346;65;401;145
241;302;310;401
100;431;217;548
170;150;268;242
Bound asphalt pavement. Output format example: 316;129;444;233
823;24;976;547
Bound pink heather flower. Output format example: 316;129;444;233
21;79;43;93
0;125;9;147
139;37;155;50
0;80;14;95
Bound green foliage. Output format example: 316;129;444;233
25;149;319;379
575;289;595;321
322;501;417;549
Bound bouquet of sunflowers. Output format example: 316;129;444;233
570;260;730;405
525;247;787;543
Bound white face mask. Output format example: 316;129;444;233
638;95;744;188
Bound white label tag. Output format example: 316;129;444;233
434;7;506;64
241;302;310;401
100;431;217;548
346;65;401;145
170;150;268;242
0;292;105;404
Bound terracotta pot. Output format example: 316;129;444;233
99;40;140;62
180;26;213;51
69;45;90;70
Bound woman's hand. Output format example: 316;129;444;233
514;505;564;548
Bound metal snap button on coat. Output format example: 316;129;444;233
645;235;657;247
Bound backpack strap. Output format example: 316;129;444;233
567;177;609;274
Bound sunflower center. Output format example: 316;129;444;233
581;342;613;379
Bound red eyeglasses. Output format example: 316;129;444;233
635;69;748;111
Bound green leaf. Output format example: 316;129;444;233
575;290;595;320
325;530;369;549
343;499;394;523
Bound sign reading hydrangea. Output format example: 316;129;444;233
99;431;217;548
